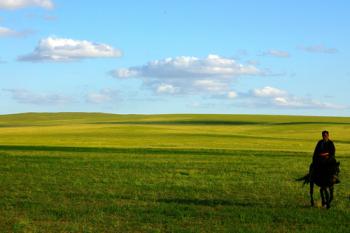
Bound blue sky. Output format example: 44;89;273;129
0;0;349;116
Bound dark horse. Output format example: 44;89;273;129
296;161;340;209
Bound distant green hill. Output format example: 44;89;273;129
0;113;349;154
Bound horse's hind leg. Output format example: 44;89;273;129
310;182;314;206
329;186;334;204
320;188;326;207
324;188;331;209
320;188;331;209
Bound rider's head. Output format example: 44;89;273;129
322;130;329;141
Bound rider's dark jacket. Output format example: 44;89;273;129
312;139;336;165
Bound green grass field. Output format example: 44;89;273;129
0;113;349;232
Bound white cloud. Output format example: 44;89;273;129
86;89;119;104
299;45;338;54
272;96;310;108
227;91;238;99
0;0;54;9
3;88;73;105
112;68;139;78
111;54;261;79
271;96;344;109
252;86;288;98
193;79;228;93
0;26;17;37
111;54;261;95
18;37;122;62
248;86;346;109
261;49;290;58
156;84;179;94
208;90;238;100
0;26;31;37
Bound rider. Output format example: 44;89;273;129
310;130;339;183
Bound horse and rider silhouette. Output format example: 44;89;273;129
296;130;340;209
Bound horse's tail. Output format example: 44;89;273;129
295;173;310;185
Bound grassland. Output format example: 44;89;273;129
0;113;349;232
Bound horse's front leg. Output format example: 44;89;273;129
324;188;331;209
329;185;334;204
320;187;326;207
310;182;314;206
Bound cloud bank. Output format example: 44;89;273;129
85;89;119;104
0;26;19;37
260;49;290;58
299;45;338;54
0;0;54;9
3;89;73;105
111;54;261;95
241;86;346;109
112;54;260;79
0;26;32;38
18;37;122;62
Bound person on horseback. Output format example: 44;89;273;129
296;130;340;208
310;130;339;183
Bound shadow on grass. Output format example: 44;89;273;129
91;120;350;126
157;198;258;207
91;120;265;126
275;122;350;126
0;145;311;158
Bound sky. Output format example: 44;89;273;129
0;0;349;116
